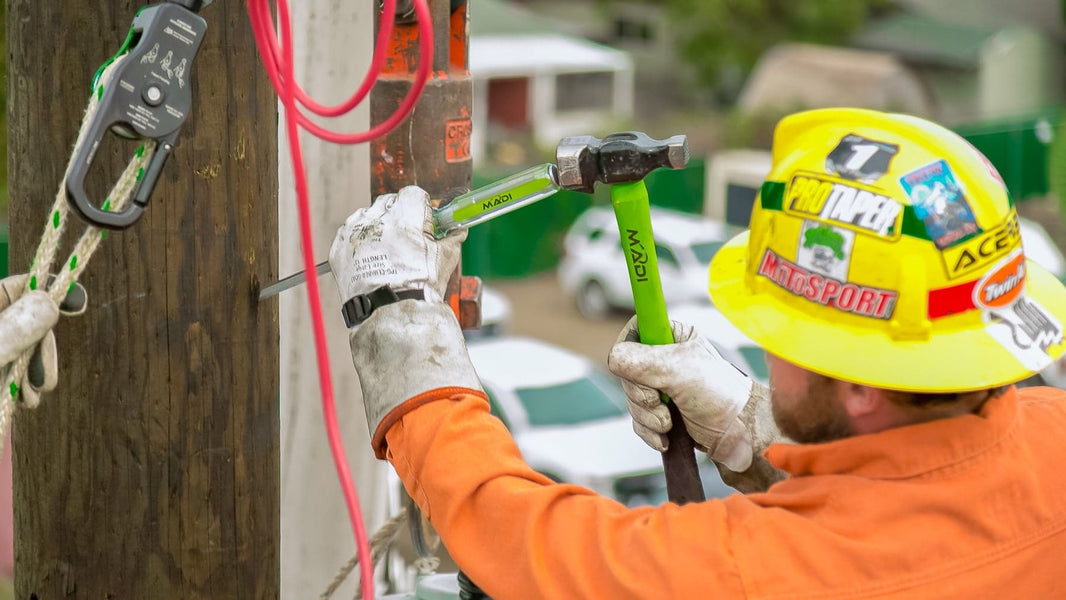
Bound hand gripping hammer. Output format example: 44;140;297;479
557;132;705;505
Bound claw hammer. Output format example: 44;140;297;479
557;132;705;505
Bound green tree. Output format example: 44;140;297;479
1;0;7;220
662;0;892;99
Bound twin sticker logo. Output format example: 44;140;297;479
786;174;901;237
758;249;897;319
899;160;980;248
797;222;855;281
942;211;1020;279
973;250;1026;310
976;251;1064;370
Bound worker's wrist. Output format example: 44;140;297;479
349;301;483;456
341;285;427;328
371;386;487;458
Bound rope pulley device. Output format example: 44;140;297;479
65;0;212;230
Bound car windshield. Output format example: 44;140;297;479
691;241;725;264
738;346;769;382
514;370;627;426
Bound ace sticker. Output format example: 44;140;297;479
900;160;980;248
826;134;899;183
796;221;855;281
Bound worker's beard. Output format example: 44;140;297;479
771;373;852;444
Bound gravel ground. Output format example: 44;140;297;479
486;272;632;365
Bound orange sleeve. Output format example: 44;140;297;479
384;391;748;600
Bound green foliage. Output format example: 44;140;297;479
1;0;6;222
721;106;797;149
1050;120;1066;230
662;0;892;98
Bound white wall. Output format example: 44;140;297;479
278;3;388;598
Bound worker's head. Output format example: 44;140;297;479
764;352;1008;442
709;108;1066;395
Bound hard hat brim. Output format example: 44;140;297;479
709;230;1066;392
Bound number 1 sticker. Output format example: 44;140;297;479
826;134;899;184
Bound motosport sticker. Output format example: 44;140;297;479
899;160;980;248
758;249;897;319
785;173;902;238
825;134;899;184
796;221;855;281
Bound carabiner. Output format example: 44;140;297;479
66;1;208;230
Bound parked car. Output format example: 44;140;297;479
558;206;738;319
667;303;769;385
1019;216;1066;282
462;285;512;341
465;335;736;505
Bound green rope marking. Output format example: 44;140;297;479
135;145;145;158
52;211;61;228
136;167;145;181
29;276;37;291
68;282;77;295
8;382;17;399
97;85;105;101
102;199;112;211
101;230;108;240
70;255;78;270
90;19;139;93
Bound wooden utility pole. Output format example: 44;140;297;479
7;1;279;598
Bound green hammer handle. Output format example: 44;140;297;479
610;180;706;505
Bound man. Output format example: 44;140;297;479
328;108;1066;598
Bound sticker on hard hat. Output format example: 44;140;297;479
973;250;1026;310
899;160;980;249
796;221;855;281
941;210;1020;280
786;174;902;238
825;134;899;184
758;249;897;319
984;296;1064;372
968;249;1063;371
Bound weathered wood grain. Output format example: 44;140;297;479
7;1;279;597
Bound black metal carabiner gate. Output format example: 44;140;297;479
65;1;208;230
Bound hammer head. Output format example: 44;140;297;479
555;131;689;194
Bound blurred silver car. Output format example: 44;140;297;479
465;335;735;505
558;206;737;319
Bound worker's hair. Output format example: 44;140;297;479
886;386;1009;409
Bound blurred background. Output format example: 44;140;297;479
3;0;1066;596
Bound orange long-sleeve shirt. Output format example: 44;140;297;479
382;385;1066;599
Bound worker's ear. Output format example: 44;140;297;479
839;382;881;418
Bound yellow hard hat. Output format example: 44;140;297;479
709;108;1066;392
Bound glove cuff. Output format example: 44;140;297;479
349;301;483;456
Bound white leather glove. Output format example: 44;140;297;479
0;274;87;407
608;316;766;472
329;185;466;305
328;186;482;458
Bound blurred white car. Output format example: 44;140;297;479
558;206;738;319
462;285;512;341
1019;216;1066;281
465;335;735;505
667;304;769;385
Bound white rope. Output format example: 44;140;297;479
320;508;410;600
0;52;158;440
